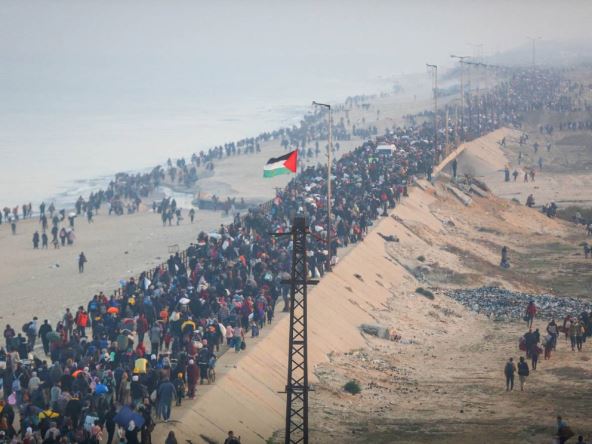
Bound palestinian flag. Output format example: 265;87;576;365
263;150;298;178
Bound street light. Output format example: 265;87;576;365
312;101;333;272
451;54;470;140
465;60;484;136
526;36;542;68
426;64;439;158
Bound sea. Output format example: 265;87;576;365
0;1;444;210
0;71;405;209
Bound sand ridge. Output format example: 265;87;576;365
151;127;592;443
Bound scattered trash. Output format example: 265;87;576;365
360;324;401;341
416;287;435;300
446;287;591;321
378;232;399;242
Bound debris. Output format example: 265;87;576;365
416;287;435;300
446;287;591;321
446;184;473;206
471;178;490;192
469;185;487;198
360;324;401;341
378;232;399;242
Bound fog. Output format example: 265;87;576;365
0;0;591;204
3;0;591;84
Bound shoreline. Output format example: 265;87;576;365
0;74;429;211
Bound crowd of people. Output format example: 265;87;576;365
0;65;583;444
503;301;591;442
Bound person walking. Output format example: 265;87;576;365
156;378;176;422
556;416;574;444
38;320;53;355
186;359;199;400
78;252;87;273
224;431;241;444
165;431;178;444
517;357;529;391
575;319;585;351
525;301;537;328
530;342;541;370
546;319;558;350
569;319;579;352
504;357;516;391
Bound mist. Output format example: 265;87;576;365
1;0;591;204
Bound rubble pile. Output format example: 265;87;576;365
446;286;591;321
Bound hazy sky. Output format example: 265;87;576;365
0;0;591;205
2;0;591;75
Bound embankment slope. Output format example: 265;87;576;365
157;129;591;443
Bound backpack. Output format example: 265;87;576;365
504;362;513;375
22;322;31;333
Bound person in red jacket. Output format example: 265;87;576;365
136;314;149;345
75;307;89;336
186;359;199;399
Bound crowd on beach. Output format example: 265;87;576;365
0;65;587;444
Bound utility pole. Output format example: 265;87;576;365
465;61;483;136
445;108;449;155
277;216;317;444
526;36;541;68
426;63;438;160
454;105;459;147
451;54;470;140
312;101;332;272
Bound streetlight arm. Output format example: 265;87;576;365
312;101;330;109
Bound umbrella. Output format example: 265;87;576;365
107;307;119;315
94;384;108;395
114;406;145;429
179;297;190;305
72;370;82;378
208;232;222;239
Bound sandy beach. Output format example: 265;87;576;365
0;209;231;329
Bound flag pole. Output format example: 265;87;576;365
312;101;332;272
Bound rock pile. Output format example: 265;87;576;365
446;286;591;321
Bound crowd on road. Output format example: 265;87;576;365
0;66;580;444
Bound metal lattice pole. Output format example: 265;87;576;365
284;216;310;444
